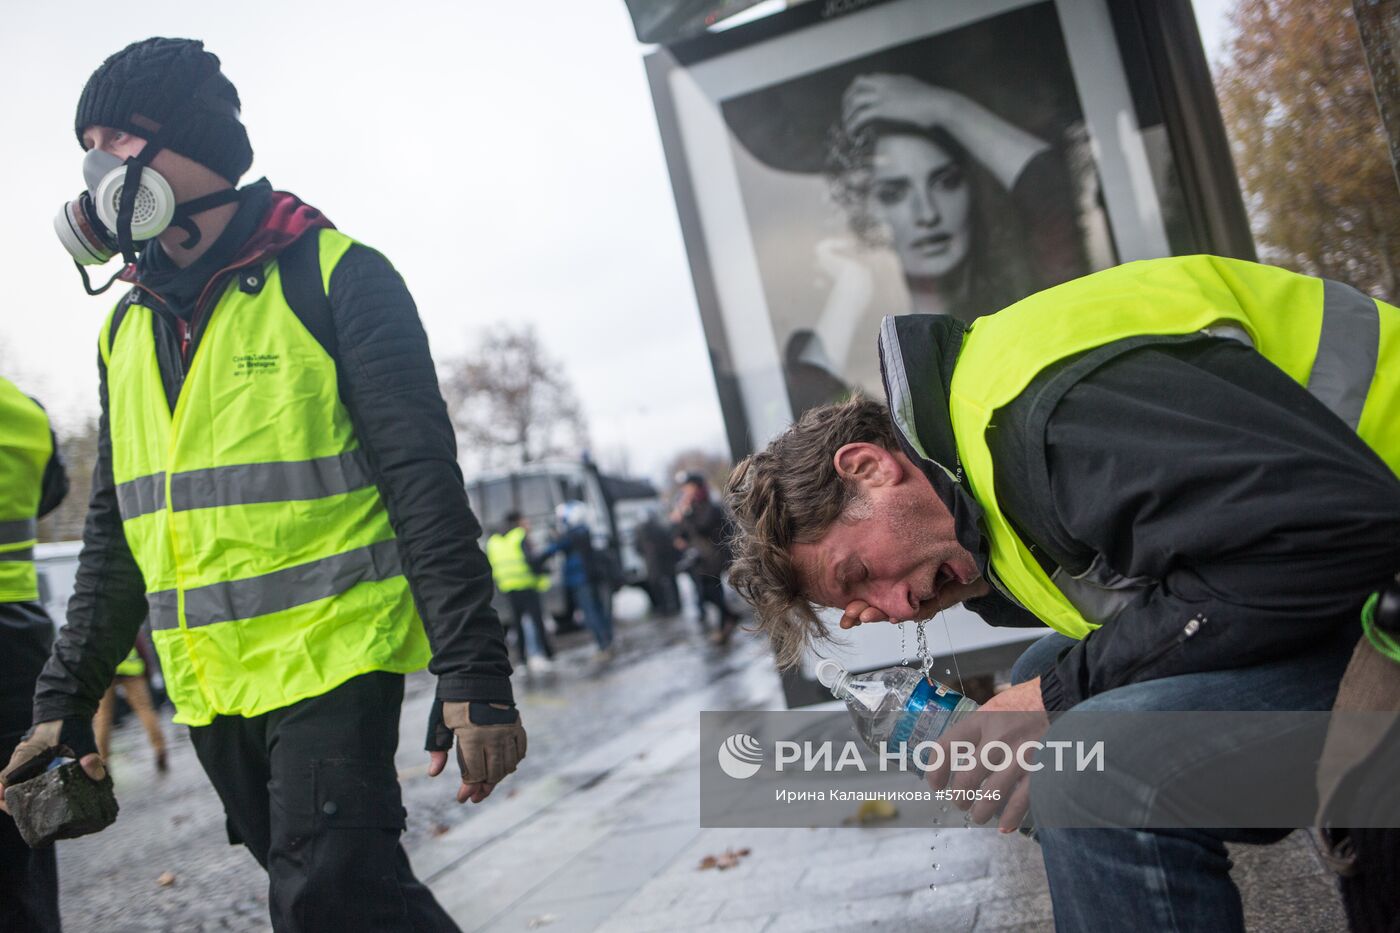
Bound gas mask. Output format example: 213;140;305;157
53;146;240;294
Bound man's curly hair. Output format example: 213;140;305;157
725;396;898;669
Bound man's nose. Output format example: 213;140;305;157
872;582;919;620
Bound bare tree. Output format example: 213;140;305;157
441;324;589;472
662;447;733;499
1216;0;1400;298
38;416;100;543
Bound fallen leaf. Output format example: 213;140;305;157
156;872;177;887
698;848;752;871
847;799;899;825
430;823;450;837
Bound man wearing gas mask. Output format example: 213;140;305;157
1;38;523;932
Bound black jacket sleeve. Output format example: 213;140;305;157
328;245;514;704
993;338;1400;711
31;354;149;723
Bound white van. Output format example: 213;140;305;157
34;540;83;632
465;458;663;624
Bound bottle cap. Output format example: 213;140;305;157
814;658;845;688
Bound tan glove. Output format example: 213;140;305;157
427;700;526;787
0;718;105;810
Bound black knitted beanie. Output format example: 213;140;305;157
75;38;253;184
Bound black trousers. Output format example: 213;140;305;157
0;731;61;933
504;590;554;660
694;574;737;630
645;574;681;616
189;673;458;933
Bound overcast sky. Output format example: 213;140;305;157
0;0;1234;482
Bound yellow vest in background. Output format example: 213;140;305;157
0;376;51;603
115;649;145;678
487;527;549;593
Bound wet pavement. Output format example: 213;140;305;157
54;594;1349;932
55;594;754;932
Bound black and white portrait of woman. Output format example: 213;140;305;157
719;3;1115;414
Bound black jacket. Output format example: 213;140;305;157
879;314;1400;712
1;405;67;737
32;188;512;725
677;497;733;578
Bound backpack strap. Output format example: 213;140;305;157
105;290;142;358
277;228;340;362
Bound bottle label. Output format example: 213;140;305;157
889;677;963;749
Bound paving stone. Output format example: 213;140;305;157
968;891;1054;930
1241;875;1347;933
477;890;633;933
906;871;1051;913
764;894;976;933
7;761;119;848
540;821;701;900
594;901;722;933
800;851;990;891
1226;831;1330;888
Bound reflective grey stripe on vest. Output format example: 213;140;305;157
0;546;34;562
1309;279;1380;430
1051;554;1153;627
168;450;374;512
148;589;179;631
118;451;374;520
116;473;166;521
0;518;37;546
147;538;402;631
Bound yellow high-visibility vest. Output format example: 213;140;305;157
486;527;549;593
101;228;430;726
948;255;1400;639
115;649;145;678
0;377;50;603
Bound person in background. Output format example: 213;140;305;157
540;502;614;660
636;508;682;618
92;628;167;772
671;473;740;646
0;376;67;933
486;512;555;675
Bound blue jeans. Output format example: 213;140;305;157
1011;628;1357;933
569;582;613;650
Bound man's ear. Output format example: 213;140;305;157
832;443;904;489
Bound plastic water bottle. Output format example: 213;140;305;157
815;659;978;758
816;659;1036;836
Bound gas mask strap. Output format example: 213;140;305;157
75;260;132;296
168;187;242;249
113;142;164;265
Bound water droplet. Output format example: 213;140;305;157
945;668;952;675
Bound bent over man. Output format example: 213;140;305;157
1;38;523;932
726;256;1400;932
